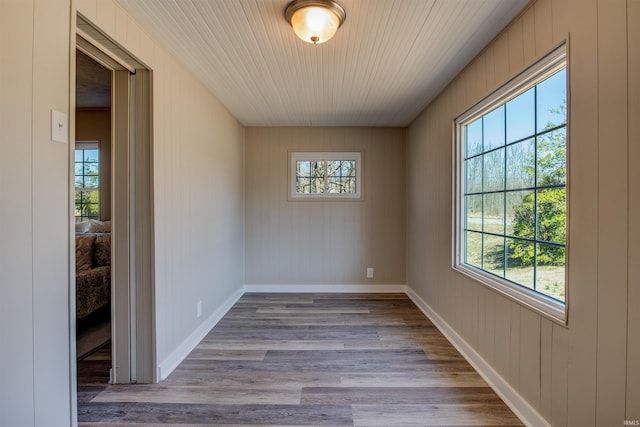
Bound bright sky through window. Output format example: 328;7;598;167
454;44;567;323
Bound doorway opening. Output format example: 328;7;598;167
75;49;113;385
72;15;155;406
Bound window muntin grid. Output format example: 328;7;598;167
290;152;361;199
454;44;568;323
75;146;100;222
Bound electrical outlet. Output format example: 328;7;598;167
197;301;202;318
367;267;374;278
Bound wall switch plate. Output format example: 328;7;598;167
51;109;68;143
197;301;202;318
367;268;374;278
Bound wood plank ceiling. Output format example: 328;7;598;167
117;0;529;127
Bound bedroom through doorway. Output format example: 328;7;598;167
73;15;155;401
75;49;113;385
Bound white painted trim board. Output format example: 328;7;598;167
405;286;549;427
155;282;547;427
156;287;244;381
156;284;405;380
243;284;407;293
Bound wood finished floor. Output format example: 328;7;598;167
78;293;523;426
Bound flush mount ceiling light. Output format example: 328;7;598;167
285;0;346;44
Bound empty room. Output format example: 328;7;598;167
0;0;638;426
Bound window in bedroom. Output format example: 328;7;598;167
454;44;568;322
290;151;362;199
75;142;100;222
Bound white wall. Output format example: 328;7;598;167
0;0;73;425
244;127;405;287
406;0;639;425
0;0;245;424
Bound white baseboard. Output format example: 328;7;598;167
156;286;245;381
156;282;545;427
155;284;405;381
243;284;407;293
405;287;549;427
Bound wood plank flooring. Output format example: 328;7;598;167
78;293;523;426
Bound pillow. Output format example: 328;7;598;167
75;234;96;272
93;234;111;267
89;219;111;233
75;221;90;233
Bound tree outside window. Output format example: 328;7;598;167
455;44;567;322
75;144;99;222
290;152;361;199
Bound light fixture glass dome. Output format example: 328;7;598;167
285;0;346;44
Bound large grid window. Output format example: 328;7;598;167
75;142;100;222
290;152;361;199
454;45;567;322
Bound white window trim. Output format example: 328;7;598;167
75;141;101;221
75;141;100;192
452;42;569;325
289;151;363;200
75;140;99;150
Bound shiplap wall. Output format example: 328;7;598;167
407;0;639;425
75;0;246;378
244;127;405;286
116;0;529;128
1;0;245;422
628;0;640;416
0;0;72;424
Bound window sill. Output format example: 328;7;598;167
288;194;364;201
453;263;567;326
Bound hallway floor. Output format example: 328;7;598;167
77;293;522;426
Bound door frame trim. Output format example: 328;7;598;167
71;10;155;392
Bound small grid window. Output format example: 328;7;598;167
454;44;568;322
290;152;361;199
75;142;100;222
